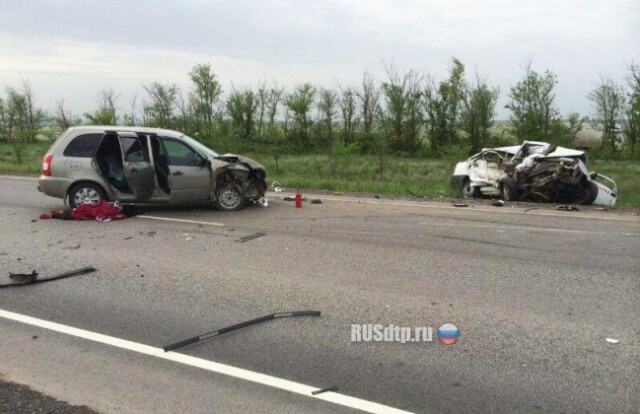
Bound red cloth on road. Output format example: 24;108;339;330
71;200;126;222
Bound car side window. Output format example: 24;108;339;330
63;134;102;157
162;139;201;166
120;137;148;162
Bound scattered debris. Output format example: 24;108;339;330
333;191;344;196
185;236;194;241
596;207;609;211
163;310;321;352
147;231;157;237
30;219;37;223
9;270;38;283
283;196;295;201
311;199;322;204
524;207;538;213
256;198;269;207
492;200;505;207
407;189;427;198
8;212;18;215
124;236;133;240
235;232;266;243
63;244;81;250
605;338;620;344
556;205;580;212
0;267;96;288
271;181;285;192
312;386;339;395
452;203;469;207
374;195;380;199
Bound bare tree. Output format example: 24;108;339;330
143;82;179;129
56;99;73;130
339;86;358;146
623;62;640;155
588;77;625;150
358;71;379;136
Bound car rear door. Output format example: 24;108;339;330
117;131;155;201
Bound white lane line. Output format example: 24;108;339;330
419;222;639;236
0;308;411;414
269;192;640;223
137;215;225;227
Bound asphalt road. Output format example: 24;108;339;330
0;175;638;414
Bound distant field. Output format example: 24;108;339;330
1;142;637;207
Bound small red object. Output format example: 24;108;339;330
295;191;302;208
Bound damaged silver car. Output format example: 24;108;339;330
451;141;618;206
38;126;267;210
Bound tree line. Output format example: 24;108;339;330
1;59;638;160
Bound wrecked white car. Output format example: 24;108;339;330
451;141;618;206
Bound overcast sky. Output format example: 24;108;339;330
1;0;637;119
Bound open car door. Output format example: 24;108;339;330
117;131;155;201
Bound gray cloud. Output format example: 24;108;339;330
1;0;637;118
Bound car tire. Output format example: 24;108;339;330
500;178;519;201
68;182;107;208
461;178;479;199
213;183;245;211
579;181;599;205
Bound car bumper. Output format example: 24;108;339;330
38;175;72;199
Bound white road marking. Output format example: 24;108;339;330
0;308;411;414
268;192;640;223
137;215;225;227
419;221;638;236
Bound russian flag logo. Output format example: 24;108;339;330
437;323;460;345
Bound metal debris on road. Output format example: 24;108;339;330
492;200;505;207
524;207;539;213
0;266;96;288
311;199;322;204
452;203;469;207
163;310;322;352
556;205;580;211
256;198;269;207
312;386;339;395
235;232;266;243
605;338;620;344
9;270;38;283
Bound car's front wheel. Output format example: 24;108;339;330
500;178;519;201
68;183;107;208
213;183;245;211
461;178;479;199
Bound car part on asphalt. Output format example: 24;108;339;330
235;232;266;243
8;270;38;283
311;199;322;204
311;386;339;395
605;338;620;344
163;310;322;352
452;203;469;207
556;205;580;211
492;200;505;207
0;267;96;288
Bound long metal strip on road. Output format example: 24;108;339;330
0;308;412;414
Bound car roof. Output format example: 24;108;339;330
489;141;585;157
67;125;184;139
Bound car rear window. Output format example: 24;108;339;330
63;134;102;157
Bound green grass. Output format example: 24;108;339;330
0;141;50;174
1;141;638;207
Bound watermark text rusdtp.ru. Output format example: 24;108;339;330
351;324;432;343
351;323;460;345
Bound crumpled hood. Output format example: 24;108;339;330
216;153;266;172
